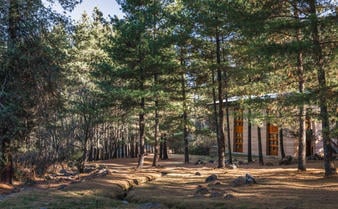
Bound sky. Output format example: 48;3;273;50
70;0;124;20
46;0;124;21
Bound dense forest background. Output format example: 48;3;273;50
0;0;337;185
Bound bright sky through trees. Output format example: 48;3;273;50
45;0;124;21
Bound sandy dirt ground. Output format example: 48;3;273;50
0;154;337;209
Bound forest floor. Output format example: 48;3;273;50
0;154;337;209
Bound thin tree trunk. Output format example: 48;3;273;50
294;3;307;172
309;0;335;176
152;73;160;166
137;97;145;168
160;140;163;160
247;109;253;163
279;128;286;159
258;126;264;166
216;28;225;168
180;48;189;164
162;136;169;160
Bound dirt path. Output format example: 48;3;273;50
0;155;337;209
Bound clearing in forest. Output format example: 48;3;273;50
0;154;337;209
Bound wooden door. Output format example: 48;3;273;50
233;108;243;152
267;123;278;156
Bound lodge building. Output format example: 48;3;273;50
217;94;325;158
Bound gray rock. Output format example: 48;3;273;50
121;200;129;204
224;194;235;200
279;156;293;165
137;202;168;209
226;164;238;169
208;180;222;187
210;190;224;198
245;173;256;184
205;174;218;183
265;162;274;166
195;159;205;165
231;176;246;187
195;185;209;195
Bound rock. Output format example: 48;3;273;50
137;202;168;209
83;167;95;173
121;200;129;204
226;164;238;169
195;159;204;165
59;169;67;174
265;162;274;166
161;171;168;176
208;180;222;187
231;176;246;187
205;174;218;183
224;194;235;200
279;156;293;165
195;185;209;195
210;190;224;198
245;173;257;184
195;172;201;176
57;184;67;190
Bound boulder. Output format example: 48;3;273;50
231;176;246;187
245;173;256;184
210;190;224;198
205;174;218;183
265;162;274;166
279;156;293;165
195;159;204;165
195;185;209;195
224;193;235;200
226;164;238;169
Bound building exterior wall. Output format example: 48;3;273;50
223;108;313;158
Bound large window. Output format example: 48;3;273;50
233;108;243;152
267;123;278;156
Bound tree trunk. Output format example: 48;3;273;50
152;76;160;166
279;128;286;159
159;140;163;160
309;0;336;176
162;136;169;160
137;96;145;168
247;109;253;163
216;28;226;168
137;62;146;168
180;49;189;164
258;126;264;166
211;61;219;148
0;138;13;185
294;3;307;172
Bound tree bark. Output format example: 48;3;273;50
279;128;286;159
152;74;160;166
162;136;169;160
137;96;145;168
216;28;226;168
180;48;189;164
294;3;306;172
309;0;336;176
247;109;253;163
258;126;264;166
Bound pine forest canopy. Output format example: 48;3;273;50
0;0;337;185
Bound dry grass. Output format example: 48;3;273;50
0;154;337;209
